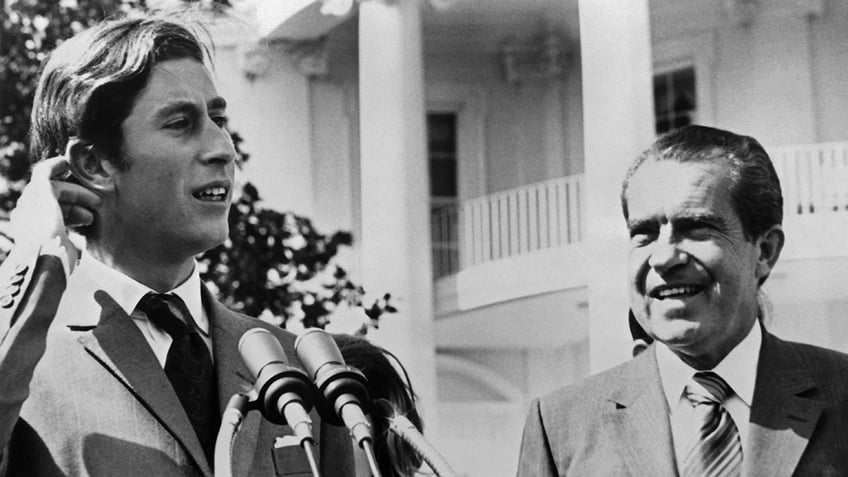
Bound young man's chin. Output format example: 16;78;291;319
186;225;230;254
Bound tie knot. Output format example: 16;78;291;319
138;293;193;338
685;371;732;405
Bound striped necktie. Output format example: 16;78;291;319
680;371;742;477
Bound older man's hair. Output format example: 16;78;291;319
29;12;211;168
620;125;783;241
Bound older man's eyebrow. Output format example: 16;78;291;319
673;212;731;231
627;217;657;234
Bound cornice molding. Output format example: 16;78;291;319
722;0;825;27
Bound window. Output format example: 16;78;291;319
653;66;696;134
428;113;459;278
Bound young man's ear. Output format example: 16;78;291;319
755;225;785;282
66;139;116;193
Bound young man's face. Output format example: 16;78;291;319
625;160;766;369
109;58;234;261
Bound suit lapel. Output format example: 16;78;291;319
76;289;214;477
603;348;678;477
205;287;323;477
745;331;823;477
205;287;266;477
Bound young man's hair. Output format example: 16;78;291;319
620;125;783;241
29;11;212;169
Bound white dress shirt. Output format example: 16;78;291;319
67;251;212;367
655;321;761;466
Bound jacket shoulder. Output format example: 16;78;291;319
775;335;848;382
535;358;635;416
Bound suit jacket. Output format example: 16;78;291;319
0;248;354;477
517;328;848;476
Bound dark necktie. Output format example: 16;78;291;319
138;292;219;466
680;371;742;477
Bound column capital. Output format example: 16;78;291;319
275;36;330;79
721;0;761;27
320;0;398;17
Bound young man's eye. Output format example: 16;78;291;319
165;117;191;130
211;115;229;128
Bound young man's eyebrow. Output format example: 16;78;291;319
208;96;227;110
155;97;227;118
155;100;199;119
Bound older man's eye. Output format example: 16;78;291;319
629;227;656;245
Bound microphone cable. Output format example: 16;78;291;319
381;400;458;477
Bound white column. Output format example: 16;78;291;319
578;0;654;372
358;0;439;431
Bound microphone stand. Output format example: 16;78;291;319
213;392;321;477
360;438;382;477
214;394;249;477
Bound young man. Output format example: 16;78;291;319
0;13;353;476
517;125;848;476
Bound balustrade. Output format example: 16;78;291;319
431;142;848;279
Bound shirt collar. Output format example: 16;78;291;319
655;320;761;408
75;252;208;334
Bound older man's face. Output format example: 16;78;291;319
625;160;767;368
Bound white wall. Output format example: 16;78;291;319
653;1;848;147
426;52;581;196
808;2;848;142
213;44;316;217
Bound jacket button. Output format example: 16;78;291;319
9;274;24;286
13;264;28;276
0;295;13;308
6;284;20;297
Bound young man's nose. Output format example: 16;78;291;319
201;120;235;165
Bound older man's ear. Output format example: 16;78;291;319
755;225;785;284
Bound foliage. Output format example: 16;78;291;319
0;0;393;333
0;0;135;224
198;135;394;334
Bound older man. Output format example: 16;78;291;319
517;125;848;476
0;12;353;476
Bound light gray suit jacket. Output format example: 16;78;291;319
517;328;848;476
0;250;354;476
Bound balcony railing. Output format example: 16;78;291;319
431;175;583;278
771;142;848;215
431;141;848;280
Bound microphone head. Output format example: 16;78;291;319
294;328;345;380
238;328;289;380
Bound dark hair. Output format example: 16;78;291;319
333;334;424;477
620;125;783;241
29;11;211;167
628;309;652;343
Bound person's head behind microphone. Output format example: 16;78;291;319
333;333;424;477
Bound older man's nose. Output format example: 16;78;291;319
648;230;687;272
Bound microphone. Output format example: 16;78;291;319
238;328;316;447
294;328;372;447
